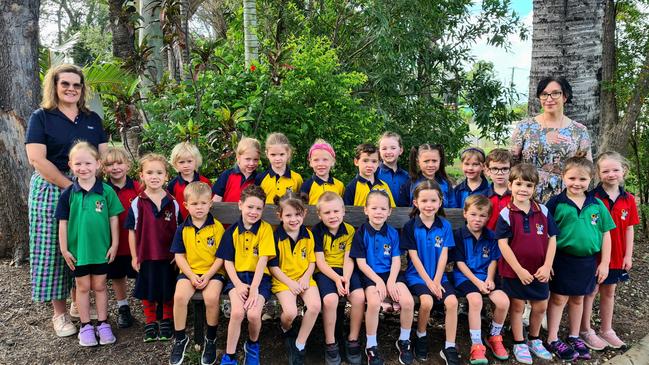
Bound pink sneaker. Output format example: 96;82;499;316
96;322;116;345
599;330;626;349
580;329;607;350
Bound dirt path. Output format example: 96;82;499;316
2;235;649;364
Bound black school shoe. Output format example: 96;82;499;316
440;347;461;365
117;305;134;328
413;335;429;361
169;335;189;365
344;339;362;365
365;346;385;365
201;336;218;365
396;339;414;365
325;342;342;365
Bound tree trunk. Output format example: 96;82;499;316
529;0;606;150
139;0;164;85
243;0;258;68
108;0;137;59
598;0;618;151
0;0;40;262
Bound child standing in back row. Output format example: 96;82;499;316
56;141;123;346
398;144;456;208
454;147;490;208
213;137;261;203
484;148;512;230
580;151;639;350
377;132;409;205
545;153;615;361
127;153;180;343
344;144;396;207
102;146;140;328
300;139;344;205
167;141;212;220
256;132;303;204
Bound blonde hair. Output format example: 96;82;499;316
170;142;203;170
184;181;212;202
460;147;486;163
102;146;131;166
596;151;630;178
265;132;292;160
463;194;493;215
316;191;345;212
236;137;261;157
69;141;99;161
378;131;403;148
41;64;89;113
139;153;169;174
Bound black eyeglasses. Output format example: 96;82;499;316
539;91;563;101
59;81;83;90
489;167;510;174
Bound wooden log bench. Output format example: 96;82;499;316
189;202;465;345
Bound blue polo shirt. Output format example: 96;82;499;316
397;175;457;208
212;165;257;202
349;222;400;274
451;227;500;286
343;173;396;207
401;216;454;286
454;176;491;208
377;163;409;205
25;108;107;172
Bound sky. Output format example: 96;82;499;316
470;0;533;99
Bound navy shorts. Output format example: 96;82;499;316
314;268;363;298
178;273;226;283
107;256;138;280
455;277;502;297
409;281;456;301
73;263;109;278
359;271;406;289
224;272;272;301
602;269;630;285
502;277;549;301
550;251;597;296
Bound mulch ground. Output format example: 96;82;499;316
2;234;649;364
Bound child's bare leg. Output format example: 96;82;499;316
173;279;196;330
466;293;483;331
112;277;128;302
322;293;339;344
75;276;92;323
417;295;433;334
567;295;584;337
226;291;245;354
489;290;510;327
348;289;365;341
396;282;414;330
599;284;616;332
581;285;598;332
276;290;299;332
546;293;568;341
297;287;322;345
444;294;458;343
246;295;266;342
91;274;109;321
364;287;381;337
53;299;67;317
203;280;224;327
509;299;525;341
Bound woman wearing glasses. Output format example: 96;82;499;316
510;76;592;203
25;64;108;337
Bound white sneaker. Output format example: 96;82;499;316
70;302;98;320
52;313;77;337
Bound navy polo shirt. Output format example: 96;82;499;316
451;227;500;286
349;222;400;274
25;108;107;171
212;165;257;202
454;176;491;209
401;216;455;286
377;163;409;205
397;175;457;208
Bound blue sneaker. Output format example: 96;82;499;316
244;340;260;365
220;353;238;365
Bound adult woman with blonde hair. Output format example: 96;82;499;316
25;64;108;337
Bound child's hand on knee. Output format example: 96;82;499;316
387;281;400;302
375;281;387;301
244;287;259;309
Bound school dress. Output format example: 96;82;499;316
546;191;616;295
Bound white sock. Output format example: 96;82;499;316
445;341;456;349
295;340;305;351
417;331;427;338
490;321;503;336
117;299;128;307
366;335;377;348
470;329;482;345
399;328;411;341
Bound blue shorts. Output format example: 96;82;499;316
177;273;226;283
107;256;137;280
224;272;272;301
550;251;597;296
314;268;363;298
408;281;456;301
602;269;630;285
455;277;502;297
502;277;549;301
359;271;406;289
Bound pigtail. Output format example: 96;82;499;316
408;146;419;182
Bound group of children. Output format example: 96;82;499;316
55;130;637;365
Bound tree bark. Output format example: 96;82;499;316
243;0;258;68
108;0;137;59
598;0;618;151
0;0;41;262
139;0;164;85
529;0;606;149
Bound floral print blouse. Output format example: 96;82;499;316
510;117;592;203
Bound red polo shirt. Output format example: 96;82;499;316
107;177;141;256
593;185;639;269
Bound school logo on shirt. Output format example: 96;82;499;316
95;200;104;213
338;241;346;251
301;247;307;259
383;243;391;257
536;223;544;235
591;213;600;225
207;237;215;247
621;209;628;221
482;247;490;258
164;210;173;221
435;236;443;248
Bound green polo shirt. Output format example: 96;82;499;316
546;191;616;256
56;179;124;265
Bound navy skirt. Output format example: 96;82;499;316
133;260;176;301
502;277;549;301
550;250;597;296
